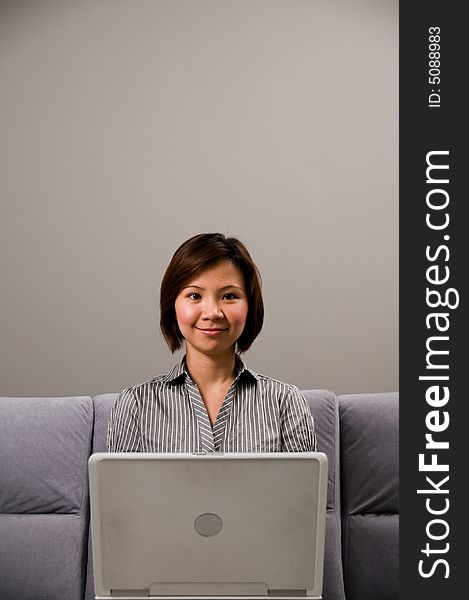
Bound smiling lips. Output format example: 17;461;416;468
195;327;228;336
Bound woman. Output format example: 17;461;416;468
107;233;316;453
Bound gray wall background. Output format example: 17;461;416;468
0;0;398;397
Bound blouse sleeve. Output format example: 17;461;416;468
280;385;317;452
107;387;142;452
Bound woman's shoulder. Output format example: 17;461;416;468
245;366;302;397
122;358;186;393
123;374;170;395
255;372;295;386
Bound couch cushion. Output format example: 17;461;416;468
0;514;89;600
0;396;93;600
0;397;92;513
344;513;398;600
339;393;399;600
303;389;345;600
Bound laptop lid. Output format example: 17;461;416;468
88;452;328;600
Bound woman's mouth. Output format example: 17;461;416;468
195;327;227;336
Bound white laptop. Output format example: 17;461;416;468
88;452;328;600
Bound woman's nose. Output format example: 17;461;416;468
202;300;224;319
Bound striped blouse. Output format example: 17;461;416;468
107;355;317;453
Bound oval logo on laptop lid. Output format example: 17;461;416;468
194;513;223;536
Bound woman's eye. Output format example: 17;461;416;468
223;293;238;300
188;293;201;300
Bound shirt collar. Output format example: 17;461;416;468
233;354;260;383
162;354;260;384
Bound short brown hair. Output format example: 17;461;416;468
160;233;264;353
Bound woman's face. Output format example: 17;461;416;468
175;260;248;359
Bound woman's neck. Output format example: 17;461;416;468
184;348;237;388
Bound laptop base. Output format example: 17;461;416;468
95;596;322;600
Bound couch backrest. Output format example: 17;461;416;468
338;393;399;600
0;396;93;600
84;394;118;600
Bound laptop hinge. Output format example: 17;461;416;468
149;582;267;595
111;590;149;597
269;590;307;597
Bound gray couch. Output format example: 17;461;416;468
0;390;398;600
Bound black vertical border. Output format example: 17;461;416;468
400;2;465;598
